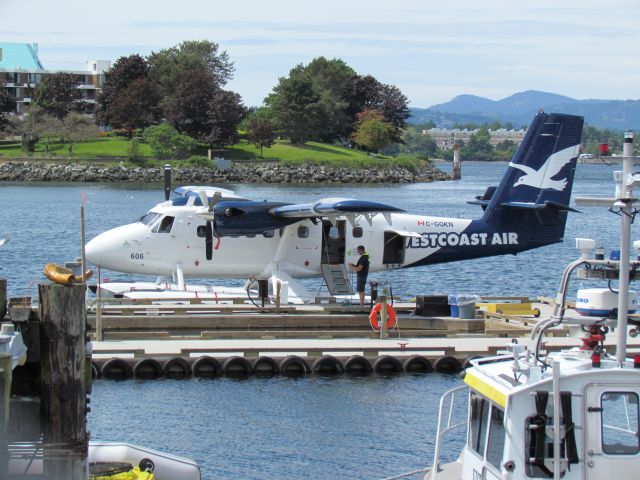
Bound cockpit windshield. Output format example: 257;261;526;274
139;212;162;227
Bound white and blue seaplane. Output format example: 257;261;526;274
86;112;584;303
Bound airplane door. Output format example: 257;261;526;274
585;385;640;479
321;220;346;264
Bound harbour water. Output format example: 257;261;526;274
0;161;633;479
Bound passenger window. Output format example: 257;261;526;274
197;225;207;238
328;225;339;239
297;225;309;238
601;392;640;455
263;230;275;238
468;392;489;457
352;227;363;238
154;216;175;233
486;406;506;468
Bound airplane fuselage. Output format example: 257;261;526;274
86;202;527;280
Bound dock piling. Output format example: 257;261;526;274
38;283;88;479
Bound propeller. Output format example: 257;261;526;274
196;191;221;261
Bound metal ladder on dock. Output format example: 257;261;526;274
321;264;354;296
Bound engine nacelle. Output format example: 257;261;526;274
212;201;302;236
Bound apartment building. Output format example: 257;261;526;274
425;127;527;149
0;42;110;114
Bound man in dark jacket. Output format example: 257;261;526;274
348;245;369;306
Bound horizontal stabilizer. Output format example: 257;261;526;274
501;200;579;213
271;198;404;218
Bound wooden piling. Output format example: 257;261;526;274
0;279;6;321
0;353;11;478
39;283;88;480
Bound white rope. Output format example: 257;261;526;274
378;467;430;480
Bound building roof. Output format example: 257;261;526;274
0;42;44;71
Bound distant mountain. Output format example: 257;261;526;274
410;90;640;130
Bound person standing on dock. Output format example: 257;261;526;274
349;245;369;306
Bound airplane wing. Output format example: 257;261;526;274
270;198;404;218
208;198;404;236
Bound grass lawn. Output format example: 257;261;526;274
0;136;429;170
0;136;153;159
225;139;377;163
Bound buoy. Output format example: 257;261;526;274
372;355;403;374
252;356;279;376
369;303;397;330
403;355;432;373
343;355;372;375
133;359;163;380
222;356;252;377
279;355;309;376
433;356;461;374
192;356;222;378
311;355;344;375
163;357;192;379
100;358;133;380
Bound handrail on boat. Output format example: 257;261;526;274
428;384;468;480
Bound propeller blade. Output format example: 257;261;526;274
205;221;213;260
198;190;209;208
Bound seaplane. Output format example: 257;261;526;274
85;111;584;303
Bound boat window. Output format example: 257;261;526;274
601;391;640;455
468;391;489;457
153;215;175;234
297;225;309;238
263;230;275;238
486;405;506;469
352;226;363;238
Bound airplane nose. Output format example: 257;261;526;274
85;224;141;268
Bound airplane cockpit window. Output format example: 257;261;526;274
139;212;162;227
153;215;175;234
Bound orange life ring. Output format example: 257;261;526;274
369;303;397;330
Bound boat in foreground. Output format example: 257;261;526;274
409;132;640;480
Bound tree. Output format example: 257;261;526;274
107;77;161;136
148;40;234;99
143;123;197;159
59;113;99;158
164;68;218;140
244;108;277;158
352;109;394;153
0;83;16;133
303;57;355;142
265;66;323;144
461;128;494;161
205;89;246;148
401;127;438;158
96;54;151;127
33;72;82;119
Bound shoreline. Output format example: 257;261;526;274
0;161;450;184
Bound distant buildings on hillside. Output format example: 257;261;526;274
0;42;111;114
425;127;526;149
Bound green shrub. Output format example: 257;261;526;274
143;124;198;159
127;138;145;165
188;155;212;167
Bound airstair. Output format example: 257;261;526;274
321;264;354;296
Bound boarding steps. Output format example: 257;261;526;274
321;264;354;296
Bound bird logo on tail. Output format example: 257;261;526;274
509;145;578;191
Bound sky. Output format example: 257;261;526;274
2;0;639;108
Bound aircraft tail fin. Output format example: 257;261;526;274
482;111;584;246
